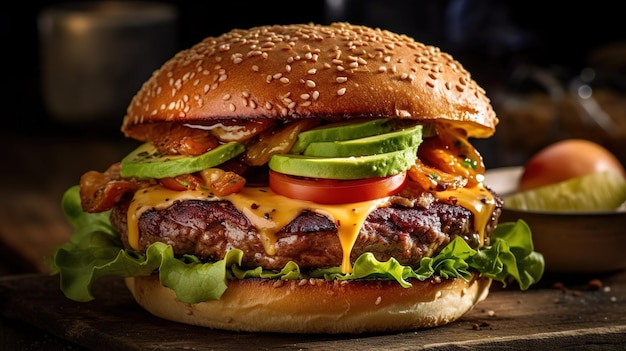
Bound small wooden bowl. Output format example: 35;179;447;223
486;167;626;273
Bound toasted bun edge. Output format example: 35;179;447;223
125;273;491;334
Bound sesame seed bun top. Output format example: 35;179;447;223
121;22;498;140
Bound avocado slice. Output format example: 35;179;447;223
269;147;418;179
120;142;245;179
303;125;423;157
290;119;393;154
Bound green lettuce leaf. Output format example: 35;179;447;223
51;186;545;304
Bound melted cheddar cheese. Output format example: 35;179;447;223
127;185;389;273
434;184;495;244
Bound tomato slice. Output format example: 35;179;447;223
269;171;408;204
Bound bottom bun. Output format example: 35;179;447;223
125;274;491;334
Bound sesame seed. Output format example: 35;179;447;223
398;110;411;117
300;93;310;100
337;87;346;96
306;80;316;88
229;103;236;111
336;76;348;83
280;77;290;84
312;91;320;100
307;68;317;74
426;81;435;88
261;41;275;48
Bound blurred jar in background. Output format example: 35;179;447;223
493;66;565;166
495;42;626;167
559;43;626;166
38;1;178;129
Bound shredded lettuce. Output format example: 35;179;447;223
51;186;545;304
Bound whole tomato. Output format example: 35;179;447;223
518;139;625;191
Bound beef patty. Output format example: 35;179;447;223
110;195;501;271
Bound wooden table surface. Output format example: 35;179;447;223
1;133;625;350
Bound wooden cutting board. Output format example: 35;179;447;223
0;272;625;350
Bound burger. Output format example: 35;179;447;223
52;22;544;334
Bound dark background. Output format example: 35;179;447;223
3;0;625;160
0;0;625;278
